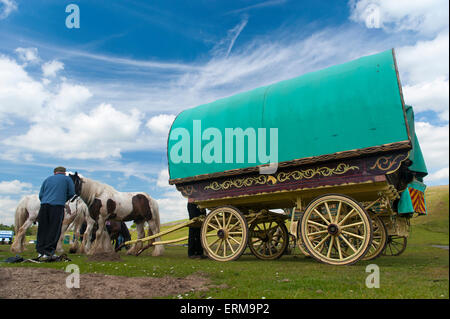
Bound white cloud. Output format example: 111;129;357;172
425;167;449;183
153;167;188;222
156;190;188;223
15;47;39;64
349;0;449;36
403;77;449;121
5;103;143;159
396;32;449;85
0;196;18;225
156;168;171;188
0;0;17;20
146;114;175;136
415;121;449;170
0;180;32;194
44;82;92;115
0;56;48;120
42;60;64;77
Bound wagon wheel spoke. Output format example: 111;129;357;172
223;239;227;257
335;236;343;260
252;238;263;244
314;234;331;250
308;229;329;236
337;208;356;226
229;235;241;245
324;202;333;223
225;239;235;254
307;220;328;229
341;230;365;240
214;215;223;229
207;223;220;231
208;237;221;249
335;201;343;224
214;239;223;254
339;234;357;253
340;221;364;229
314;209;330;225
327;236;335;258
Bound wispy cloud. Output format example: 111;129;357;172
226;0;287;15
211;15;249;58
0;0;16;20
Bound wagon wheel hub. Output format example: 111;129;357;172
217;229;227;239
327;223;340;236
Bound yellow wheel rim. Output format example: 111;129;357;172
201;206;248;262
362;216;387;261
301;194;372;265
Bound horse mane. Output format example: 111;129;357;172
80;177;118;206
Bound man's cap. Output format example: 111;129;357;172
54;166;66;173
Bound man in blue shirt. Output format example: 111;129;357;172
36;166;75;260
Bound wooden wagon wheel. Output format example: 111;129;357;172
201;206;248;262
382;236;407;256
362;216;388;261
299;194;373;266
296;222;322;257
248;220;288;260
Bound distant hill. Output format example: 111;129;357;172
410;185;449;245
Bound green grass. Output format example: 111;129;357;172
1;185;448;299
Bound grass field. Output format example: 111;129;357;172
1;185;448;299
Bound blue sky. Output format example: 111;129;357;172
0;0;448;225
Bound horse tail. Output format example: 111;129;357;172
15;197;28;234
146;194;161;231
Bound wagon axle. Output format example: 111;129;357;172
327;224;340;236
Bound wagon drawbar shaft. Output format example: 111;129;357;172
115;216;205;255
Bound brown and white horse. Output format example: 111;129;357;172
68;172;164;256
10;195;94;254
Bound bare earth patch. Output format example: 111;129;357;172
0;267;210;299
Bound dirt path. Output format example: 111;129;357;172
0;267;211;299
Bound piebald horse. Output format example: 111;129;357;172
11;195;94;254
68;172;164;256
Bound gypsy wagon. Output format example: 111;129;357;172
125;49;428;266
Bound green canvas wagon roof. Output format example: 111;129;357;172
168;49;423;183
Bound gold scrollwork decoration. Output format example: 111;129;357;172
204;163;359;191
277;163;359;183
369;154;406;172
178;185;196;196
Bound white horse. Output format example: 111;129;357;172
10;195;94;254
68;172;164;256
56;196;95;254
